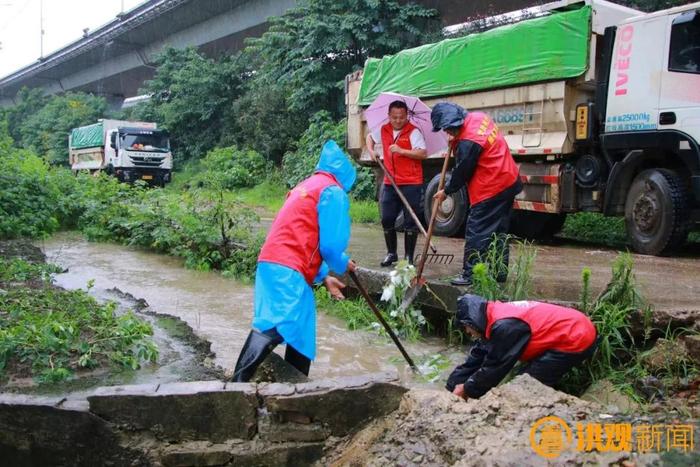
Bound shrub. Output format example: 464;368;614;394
0;147;64;239
0;258;158;383
282;111;375;200
198;146;269;189
561;212;627;246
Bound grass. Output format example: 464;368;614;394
561;212;627;246
218;175;380;224
349;199;380;224
315;287;377;331
559;253;700;400
0;258;159;384
234;178;288;214
315;263;428;342
469;235;538;301
561;211;700;247
165;159;203;192
167;163;380;223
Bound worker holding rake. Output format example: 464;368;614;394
431;103;522;287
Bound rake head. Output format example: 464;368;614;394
415;252;454;265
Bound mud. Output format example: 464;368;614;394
324;375;699;466
348;224;700;311
0;238;46;264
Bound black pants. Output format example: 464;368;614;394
518;338;598;387
261;328;311;376
462;180;522;281
381;184;422;232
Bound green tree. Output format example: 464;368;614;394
19;92;107;165
0;117;13;155
222;85;308;163
282;111;375;199
1;87;47;144
132;48;246;163
244;0;440;117
226;0;440;160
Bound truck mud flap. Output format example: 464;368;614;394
513;162;561;213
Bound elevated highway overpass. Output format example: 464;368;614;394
0;0;537;107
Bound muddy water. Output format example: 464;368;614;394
39;232;461;385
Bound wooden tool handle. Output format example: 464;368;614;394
415;147;453;280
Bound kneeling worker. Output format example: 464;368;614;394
446;294;597;400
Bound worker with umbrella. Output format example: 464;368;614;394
365;93;446;266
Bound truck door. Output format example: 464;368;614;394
106;130;118;167
604;17;666;134
659;8;700;144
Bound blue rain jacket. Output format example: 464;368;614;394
252;140;355;360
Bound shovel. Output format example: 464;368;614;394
398;145;454;313
348;270;417;371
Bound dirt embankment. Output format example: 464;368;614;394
324;375;698;466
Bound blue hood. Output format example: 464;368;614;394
431;102;468;132
315;140;356;192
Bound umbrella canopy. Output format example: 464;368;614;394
363;92;448;157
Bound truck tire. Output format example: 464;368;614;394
509;211;566;241
625;168;690;256
424;173;468;237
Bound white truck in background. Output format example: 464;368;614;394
69;119;173;186
346;0;700;255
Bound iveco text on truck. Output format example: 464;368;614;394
346;0;700;255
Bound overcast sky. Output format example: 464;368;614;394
0;0;144;78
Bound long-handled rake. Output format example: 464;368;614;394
373;152;453;265
398;145;454;313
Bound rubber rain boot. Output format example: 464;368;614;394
232;330;278;382
284;345;311;376
404;230;418;265
381;229;398;267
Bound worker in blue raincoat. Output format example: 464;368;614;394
233;140;356;382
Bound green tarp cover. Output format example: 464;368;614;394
358;6;591;105
70;122;104;149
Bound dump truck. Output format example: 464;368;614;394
346;0;700;255
69;119;173;186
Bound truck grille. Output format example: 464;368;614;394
129;155;165;167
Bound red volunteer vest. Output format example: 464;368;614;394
452;112;519;205
381;122;423;185
258;172;339;284
485;301;597;361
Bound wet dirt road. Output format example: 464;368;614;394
345;223;700;311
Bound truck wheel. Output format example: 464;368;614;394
424;173;468;237
509;211;566;241
625;169;690;255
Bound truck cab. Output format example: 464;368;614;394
108;127;173;186
595;2;700;254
